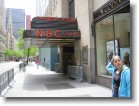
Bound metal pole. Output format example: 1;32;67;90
27;48;30;65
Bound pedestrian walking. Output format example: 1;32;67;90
106;55;130;97
35;58;40;69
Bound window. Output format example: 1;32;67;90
114;13;130;67
68;0;75;18
95;5;130;76
96;15;114;75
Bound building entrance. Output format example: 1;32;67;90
62;46;75;74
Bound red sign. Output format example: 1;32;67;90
23;17;80;42
23;29;80;39
31;17;78;30
32;17;77;22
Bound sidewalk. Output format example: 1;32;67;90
4;62;112;97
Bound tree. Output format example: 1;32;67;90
16;28;38;64
3;28;38;62
4;49;11;60
16;35;24;50
3;49;23;61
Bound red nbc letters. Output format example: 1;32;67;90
54;30;60;38
36;29;61;38
36;29;42;37
46;30;51;37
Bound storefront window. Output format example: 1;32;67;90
96;15;114;76
96;6;130;76
114;13;130;67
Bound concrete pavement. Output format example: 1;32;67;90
3;62;112;97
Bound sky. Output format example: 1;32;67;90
5;0;36;19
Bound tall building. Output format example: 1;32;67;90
6;8;16;50
0;0;6;60
6;8;25;39
36;0;48;16
26;15;31;30
44;0;53;16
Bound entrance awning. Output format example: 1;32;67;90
23;17;81;48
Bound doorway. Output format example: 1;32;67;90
62;46;75;74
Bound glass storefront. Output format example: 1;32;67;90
95;5;130;76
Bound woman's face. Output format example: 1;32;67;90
113;56;123;69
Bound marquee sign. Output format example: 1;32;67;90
23;29;80;39
23;17;80;45
31;17;78;30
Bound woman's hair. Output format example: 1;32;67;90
111;55;121;65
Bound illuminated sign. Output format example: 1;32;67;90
23;29;80;39
31;17;78;30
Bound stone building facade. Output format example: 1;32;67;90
0;0;6;61
44;0;131;88
36;0;48;16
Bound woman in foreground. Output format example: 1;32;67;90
106;56;130;97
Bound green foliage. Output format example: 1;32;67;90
16;35;24;49
16;28;24;50
3;28;39;60
14;50;24;58
17;28;24;35
4;49;12;57
16;28;39;58
25;47;38;57
3;49;23;58
29;47;38;56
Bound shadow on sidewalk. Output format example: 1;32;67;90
22;63;76;91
